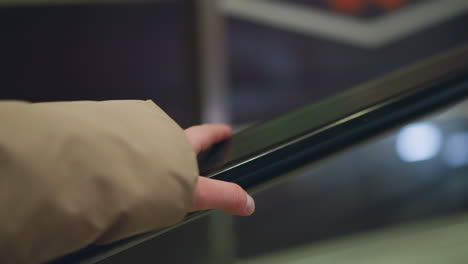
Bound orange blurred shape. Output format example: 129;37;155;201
373;0;408;10
327;0;409;15
328;0;366;15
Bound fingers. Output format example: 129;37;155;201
185;124;252;216
184;124;232;154
191;176;255;216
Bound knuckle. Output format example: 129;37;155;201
228;183;247;212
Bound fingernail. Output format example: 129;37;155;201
245;194;255;215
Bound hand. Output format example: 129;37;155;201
184;124;255;216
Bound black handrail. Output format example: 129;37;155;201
201;44;468;190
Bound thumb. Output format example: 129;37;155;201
191;177;255;216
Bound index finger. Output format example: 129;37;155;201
184;124;232;154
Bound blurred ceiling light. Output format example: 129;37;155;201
396;122;442;162
443;132;468;168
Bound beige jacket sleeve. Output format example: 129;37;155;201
0;100;198;263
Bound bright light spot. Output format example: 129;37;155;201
443;132;468;168
396;122;442;162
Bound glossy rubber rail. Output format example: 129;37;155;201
200;45;468;190
54;44;468;263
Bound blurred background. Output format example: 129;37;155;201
1;0;468;263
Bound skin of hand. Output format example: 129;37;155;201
184;124;255;216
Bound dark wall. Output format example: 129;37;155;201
227;5;468;124
0;2;199;127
